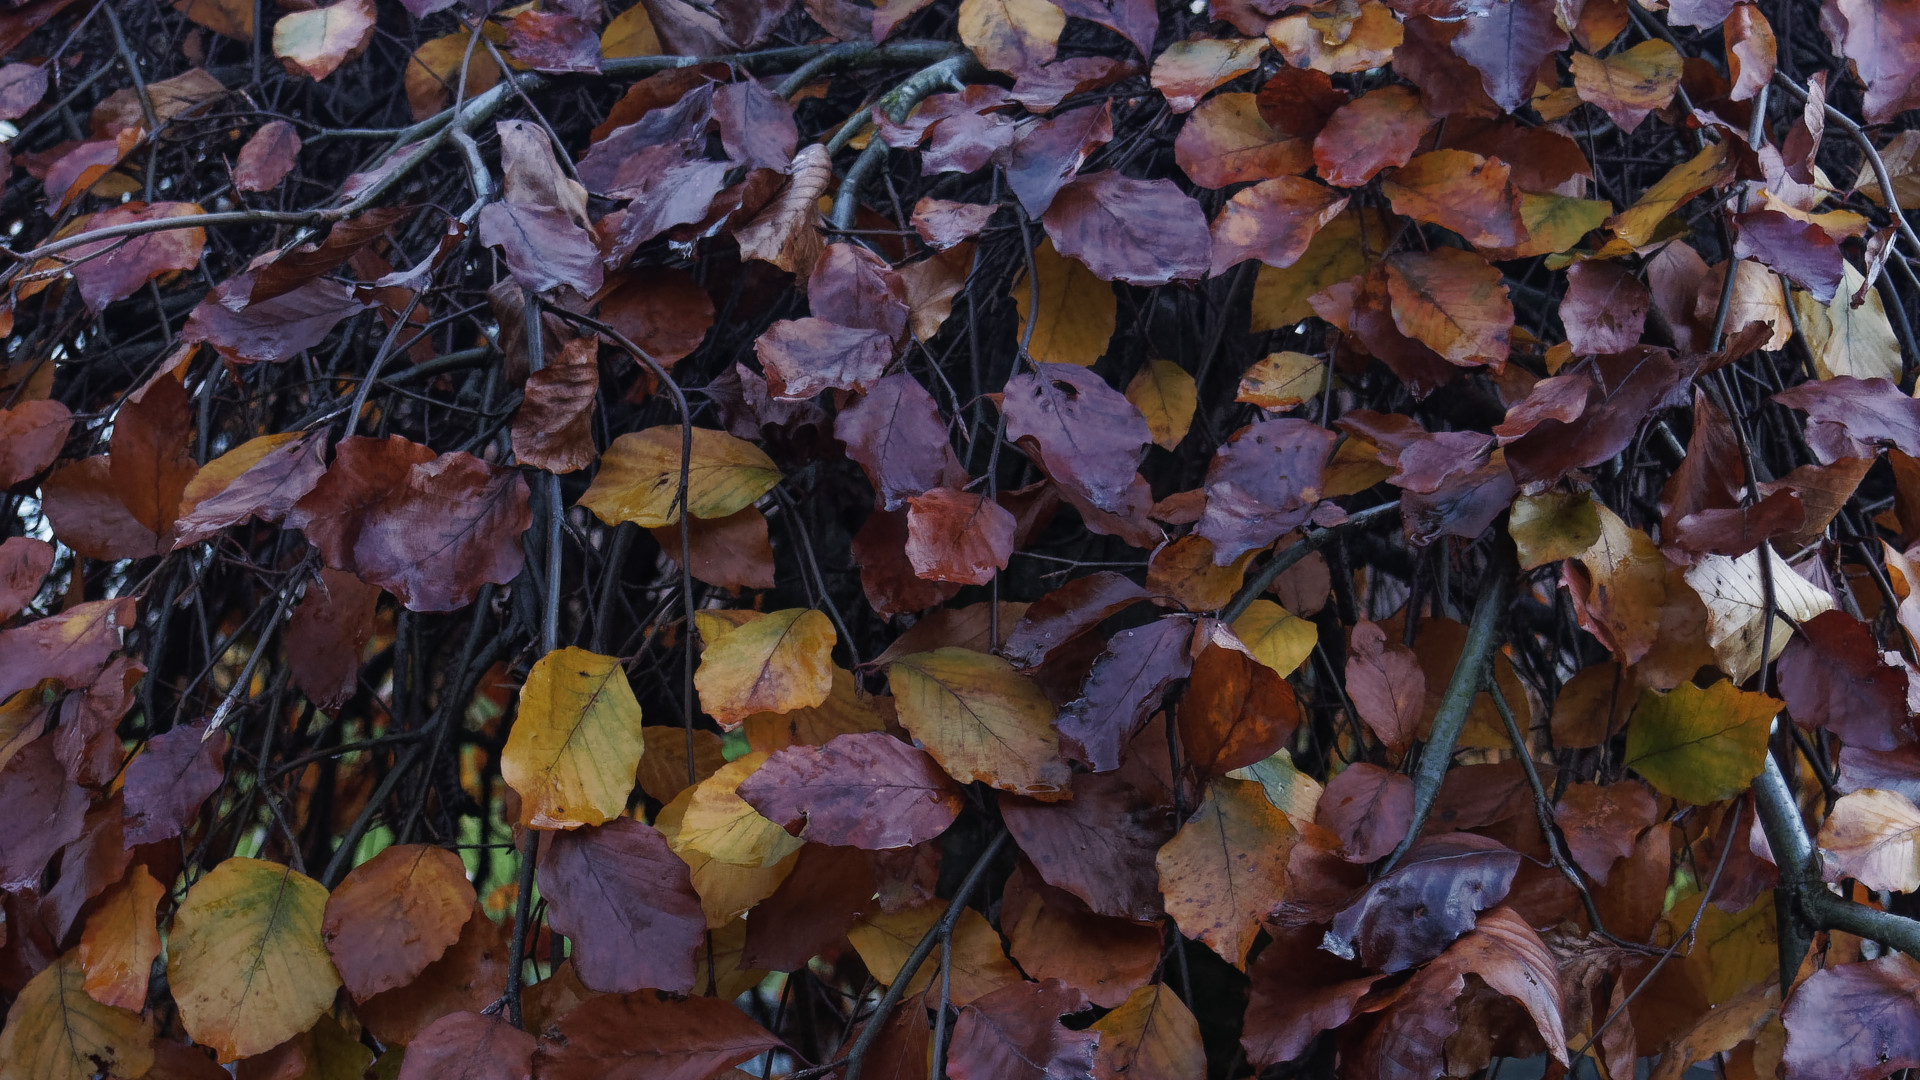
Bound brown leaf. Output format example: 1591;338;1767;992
323;845;476;1001
1447;0;1567;112
1149;37;1265;112
599;268;714;363
1004;770;1175;922
653;506;778;591
358;906;508;1046
395;1011;535;1080
1571;39;1682;132
1156;777;1297;963
1241;924;1383;1066
536;817;706;994
1174;92;1312;189
1001;862;1159;1009
511;337;600;473
904;486;1017;586
0;736;89;890
1560;259;1649;355
287;435;532;612
853;507;962;616
739;843;875;970
1381;149;1524;249
0;537;53;615
1042;171;1211;286
172;431;328;547
734;142;832;277
532;992;781;1080
1178;641;1301;781
957;0;1064;76
181;277;369;364
283;567;379;710
232;120;300;191
737;732;963;849
1208;176;1347;277
947;979;1098;1080
68;202;206;312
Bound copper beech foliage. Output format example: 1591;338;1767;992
12;0;1920;1078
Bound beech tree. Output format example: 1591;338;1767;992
5;0;1920;1076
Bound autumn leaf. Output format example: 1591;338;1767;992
1571;39;1682;132
504;647;646;829
1126;360;1196;450
0;954;152;1080
737;732;964;848
272;0;376;81
322;845;475;1001
1156;777;1296;964
695;608;836;727
579;426;782;528
889;647;1071;798
1231;599;1317;678
1624;680;1781;805
169;858;340;1061
77;865;164;1011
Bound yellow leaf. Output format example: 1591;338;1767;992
1092;983;1206;1080
1230;599;1317;677
1249;208;1384;331
1665;890;1778;1006
1571;39;1682;132
655;791;796;926
1624;680;1780;806
0;954;152;1080
888;647;1071;798
1682;547;1833;684
1155;778;1296;964
668;753;804;868
1794;263;1901;382
169;857;340;1061
847;903;1022;1004
1506;192;1613;257
742;665;889;753
272;0;376;81
1607;142;1733;248
1013;238;1116;367
504;647;645;829
601;2;661;59
1237;351;1325;411
958;0;1064;75
695;608;836;728
404;31;503;121
1127;360;1197;450
580;426;781;529
77;865;164;1011
1508;489;1601;570
1817;788;1920;893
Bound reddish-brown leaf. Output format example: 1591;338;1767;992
1173;92;1312;189
123;720;227;845
808;242;910;340
853;507;962;616
1178;641;1301;780
358;906;509;1046
1315;762;1414;863
737;732;964;849
0;537;52;614
1554;781;1657;885
1002;572;1148;669
1149;36;1265;111
0;398;70;487
754;317;894;400
172;431;328;547
1001;862;1159;1009
1002;770;1175;922
502;9;600;71
1560;259;1649;355
1778;609;1915;751
532;992;782;1080
1381;149;1524;249
653;506;778;591
1208;176;1347;278
536;817;706;994
282;566;380;710
1041;171;1211;286
903;486;1017;586
1241;924;1384;1067
68;202;206;313
396;1011;535;1080
740;843;875;970
1344;619;1425;750
1314;84;1436;187
323;845;476;1001
1002;362;1150;515
947;979;1098;1080
287;435;532;612
599;268;714;363
232;120;300;191
512;337;600;474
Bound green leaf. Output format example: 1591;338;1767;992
1624;680;1780;805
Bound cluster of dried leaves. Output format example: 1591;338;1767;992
8;0;1920;1077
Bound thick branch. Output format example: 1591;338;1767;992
1381;536;1518;872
